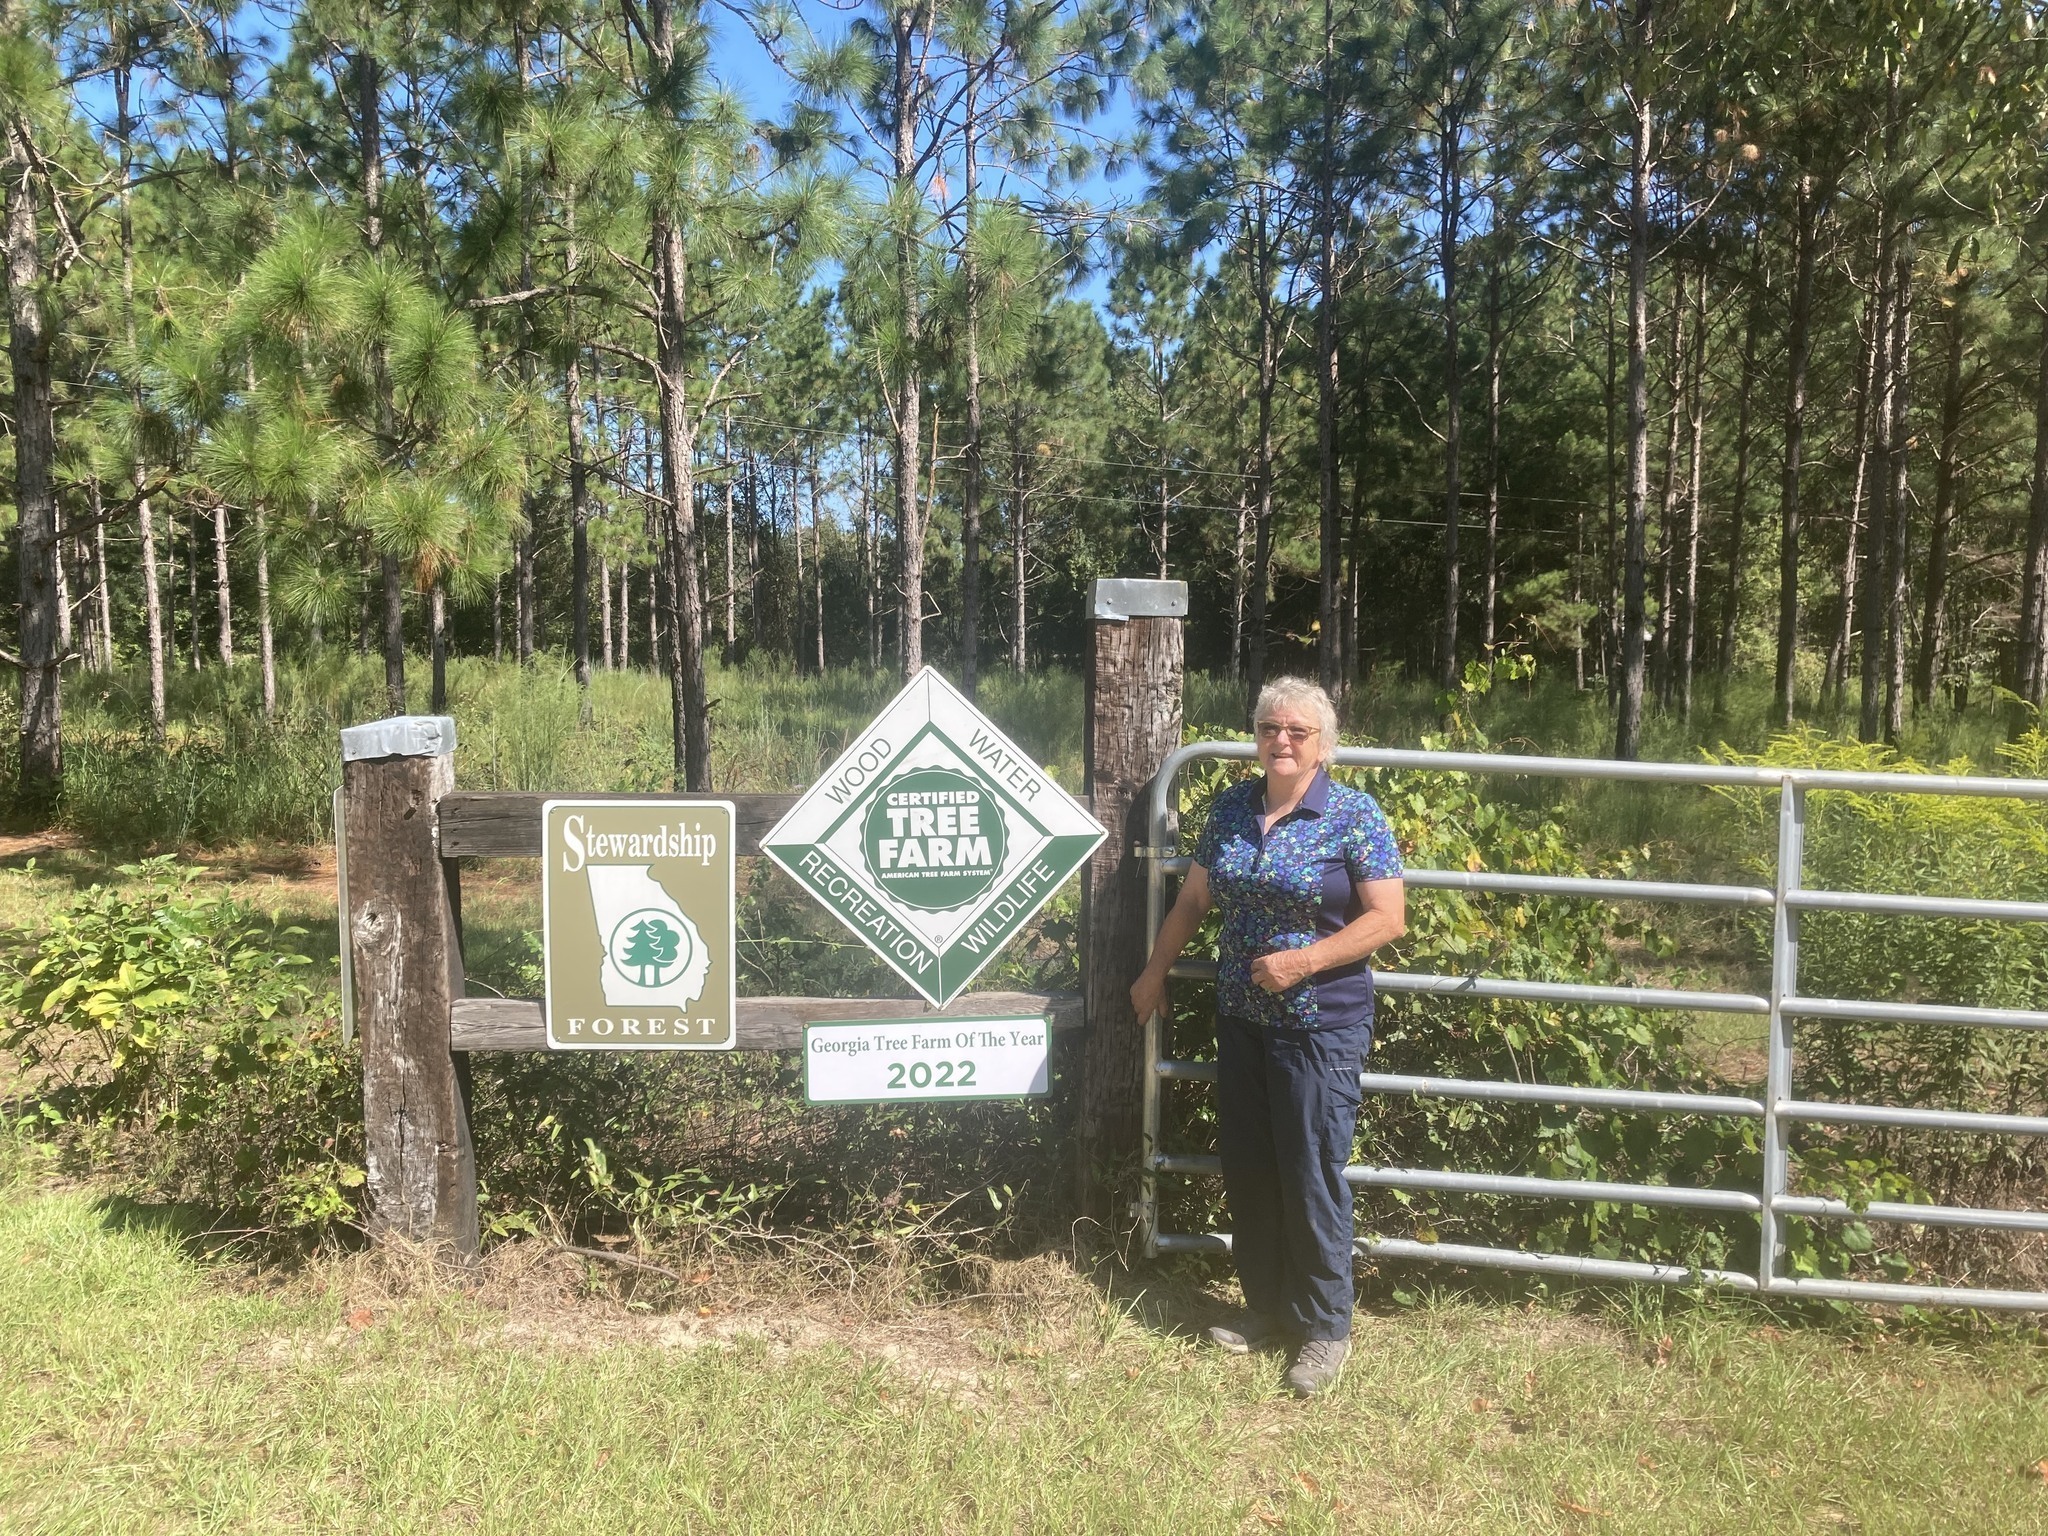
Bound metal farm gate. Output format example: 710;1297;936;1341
1138;742;2048;1312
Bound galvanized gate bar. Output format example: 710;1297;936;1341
1772;1196;2048;1234
1357;1238;1763;1292
1166;955;1770;1014
1138;741;2048;1311
1775;1100;2048;1136
1780;997;2048;1030
1155;1061;1766;1118
1158;1230;1765;1292
1156;1154;1760;1211
1373;973;1771;1014
1355;1072;1765;1117
1404;869;1777;906
1786;889;2048;922
1770;1275;2048;1310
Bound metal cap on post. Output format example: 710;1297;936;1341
342;714;458;763
340;713;476;1261
1090;578;1189;623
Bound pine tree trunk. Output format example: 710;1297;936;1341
723;411;736;655
1613;13;1654;762
1679;265;1707;720
1480;262;1501;656
116;54;166;738
1881;244;1914;742
1652;265;1684;707
1603;262;1618;687
1315;0;1342;692
1343;438;1368;697
569;346;592;692
2015;277;2048;706
255;506;275;717
93;490;113;671
637;0;714;788
1009;415;1027;673
892;4;926;677
1436;92;1464;692
1916;280;1967;706
1231;480;1249;683
381;555;405;709
1247;188;1278;708
54;523;72;662
1835;256;1888;703
1859;236;1902;743
747;454;761;653
188;516;202;667
430;581;448;713
213;501;232;666
1715;260;1762;695
600;555;614;670
811;452;825;674
355;48;405;715
653;235;711;789
568;191;592;693
960;60;984;697
1772;174;1818;729
7;141;61;808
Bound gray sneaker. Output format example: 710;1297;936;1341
1283;1337;1349;1398
1205;1312;1287;1354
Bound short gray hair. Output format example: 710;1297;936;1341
1252;676;1339;765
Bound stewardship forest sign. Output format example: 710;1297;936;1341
541;799;737;1049
762;670;1106;1007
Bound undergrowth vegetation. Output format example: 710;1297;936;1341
34;653;1256;851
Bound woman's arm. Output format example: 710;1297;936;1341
1249;878;1406;993
1129;863;1213;1023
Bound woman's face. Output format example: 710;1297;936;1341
1255;703;1322;784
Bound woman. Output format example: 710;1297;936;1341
1130;677;1405;1399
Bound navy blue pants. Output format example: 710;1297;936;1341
1217;1015;1370;1342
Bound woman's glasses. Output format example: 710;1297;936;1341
1255;722;1319;744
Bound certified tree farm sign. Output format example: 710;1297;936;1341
541;799;737;1049
762;669;1106;1006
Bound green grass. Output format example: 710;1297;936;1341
4;1158;2048;1533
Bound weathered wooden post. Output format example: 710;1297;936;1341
340;715;478;1260
1076;578;1186;1226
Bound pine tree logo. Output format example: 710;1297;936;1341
607;909;691;987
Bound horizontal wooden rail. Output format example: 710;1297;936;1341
438;788;1091;860
438;791;800;859
451;991;1085;1051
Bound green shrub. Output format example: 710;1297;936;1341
0;858;364;1243
1710;726;2048;1287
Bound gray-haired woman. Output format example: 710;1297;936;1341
1131;677;1405;1397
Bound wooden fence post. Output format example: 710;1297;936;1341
1076;578;1186;1227
340;715;478;1260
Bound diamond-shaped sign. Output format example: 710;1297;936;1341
761;669;1106;1006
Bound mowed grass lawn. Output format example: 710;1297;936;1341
2;1157;2046;1534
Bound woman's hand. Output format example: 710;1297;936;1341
1130;968;1170;1023
1250;947;1317;992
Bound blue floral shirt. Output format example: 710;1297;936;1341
1193;769;1403;1032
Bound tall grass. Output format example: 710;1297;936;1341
36;655;1109;851
23;649;2042;854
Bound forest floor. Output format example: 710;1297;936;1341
4;1140;2046;1535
